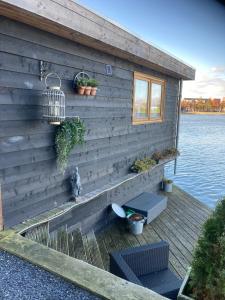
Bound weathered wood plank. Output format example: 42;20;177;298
95;231;110;271
172;186;212;214
0;48;133;85
168;193;208;224
164;206;199;241
85;230;104;269
167;198;205;231
68;228;87;262
0;185;3;231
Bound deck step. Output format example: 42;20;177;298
83;230;105;270
67;228;87;262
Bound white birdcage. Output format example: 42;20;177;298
42;72;65;125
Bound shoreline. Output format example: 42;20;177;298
181;112;225;115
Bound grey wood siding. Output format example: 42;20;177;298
0;16;179;228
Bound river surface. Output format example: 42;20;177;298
165;114;225;208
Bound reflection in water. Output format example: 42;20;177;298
165;114;225;208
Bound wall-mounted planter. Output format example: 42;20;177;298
74;72;99;96
178;268;194;300
152;148;180;164
55;118;85;173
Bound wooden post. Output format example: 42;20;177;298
0;184;4;231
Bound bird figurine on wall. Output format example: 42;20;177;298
70;166;82;201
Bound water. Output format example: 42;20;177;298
165;114;225;208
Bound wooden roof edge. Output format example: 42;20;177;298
0;0;195;80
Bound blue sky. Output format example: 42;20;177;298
77;0;225;98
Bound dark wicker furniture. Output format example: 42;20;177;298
110;241;182;299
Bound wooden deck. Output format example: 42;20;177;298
95;186;212;279
23;185;212;282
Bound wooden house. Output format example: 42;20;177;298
0;0;195;232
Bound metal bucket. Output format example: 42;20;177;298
128;213;145;235
164;183;173;193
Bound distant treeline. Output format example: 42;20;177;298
181;97;225;112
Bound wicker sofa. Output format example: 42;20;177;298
110;241;182;300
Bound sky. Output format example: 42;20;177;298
77;0;225;98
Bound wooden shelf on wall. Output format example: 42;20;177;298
15;156;177;235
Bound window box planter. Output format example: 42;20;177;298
74;72;99;97
177;268;194;300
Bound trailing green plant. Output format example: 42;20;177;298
130;157;156;173
87;78;99;87
187;197;225;300
55;118;85;173
76;78;88;87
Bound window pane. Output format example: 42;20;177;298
134;79;148;120
150;83;162;119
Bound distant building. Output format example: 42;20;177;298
210;98;221;112
181;97;223;112
221;97;225;112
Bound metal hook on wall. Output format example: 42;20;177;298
40;60;48;81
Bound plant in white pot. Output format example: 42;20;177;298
178;197;225;300
163;178;173;192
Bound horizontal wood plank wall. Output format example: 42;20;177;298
0;184;3;230
0;17;179;228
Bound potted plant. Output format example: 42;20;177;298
130;157;156;173
162;178;173;192
152;151;162;164
162;147;180;159
178;197;225;300
88;78;99;96
55;118;85;173
76;78;87;95
83;79;92;96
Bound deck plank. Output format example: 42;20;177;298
96;231;110;270
85;230;105;269
96;186;211;279
173;186;212;213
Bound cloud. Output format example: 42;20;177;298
182;66;225;98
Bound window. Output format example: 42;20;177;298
133;72;165;124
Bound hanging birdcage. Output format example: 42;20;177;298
42;72;65;125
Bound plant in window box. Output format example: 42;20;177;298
76;78;87;95
162;147;180;159
88;79;99;96
130;157;156;173
151;151;163;164
55;118;85;173
178;197;225;300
